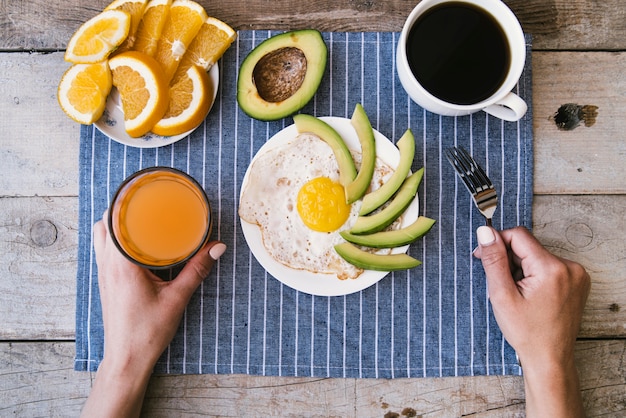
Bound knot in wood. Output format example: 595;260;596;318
565;223;593;248
30;219;58;247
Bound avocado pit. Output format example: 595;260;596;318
253;47;307;103
237;29;328;121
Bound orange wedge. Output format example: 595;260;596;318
152;64;213;136
171;16;236;84
153;0;208;82
64;9;131;63
133;0;172;57
108;51;169;137
105;0;149;53
57;62;113;124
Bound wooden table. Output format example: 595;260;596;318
1;0;624;416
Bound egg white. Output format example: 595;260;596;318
239;132;393;280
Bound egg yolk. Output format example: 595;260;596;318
297;177;350;232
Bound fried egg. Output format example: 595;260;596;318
239;132;393;280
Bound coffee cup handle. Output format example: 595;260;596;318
482;92;528;122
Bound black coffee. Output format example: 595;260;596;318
406;2;510;105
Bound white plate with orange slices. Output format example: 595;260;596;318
95;62;219;148
58;0;236;148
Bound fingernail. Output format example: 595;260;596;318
209;243;227;260
477;226;496;245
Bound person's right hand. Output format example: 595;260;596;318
473;226;590;418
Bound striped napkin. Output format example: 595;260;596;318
75;31;532;378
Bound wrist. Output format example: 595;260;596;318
100;355;153;382
80;356;153;418
521;354;585;418
100;348;155;380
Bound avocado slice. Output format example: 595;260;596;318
293;113;357;188
349;168;424;235
360;129;415;215
345;104;376;204
340;216;435;248
334;242;422;271
237;30;327;121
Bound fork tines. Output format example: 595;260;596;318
445;146;498;225
444;147;494;195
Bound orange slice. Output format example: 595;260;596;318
108;51;169;137
64;9;131;63
152;65;213;136
105;0;149;53
171;16;236;84
57;62;112;124
153;0;208;82
133;0;172;57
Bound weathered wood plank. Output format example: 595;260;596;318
0;0;625;51
0;342;91;417
532;51;626;195
1;51;625;198
575;340;626;416
533;195;626;338
0;196;77;340
1;340;623;416
1;195;623;340
508;0;626;50
0;52;79;197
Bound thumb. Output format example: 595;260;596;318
170;241;226;303
475;226;519;304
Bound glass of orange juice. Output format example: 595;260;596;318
108;167;212;269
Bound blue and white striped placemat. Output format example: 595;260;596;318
75;31;532;378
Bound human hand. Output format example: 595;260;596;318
81;212;226;418
474;226;590;417
93;211;226;374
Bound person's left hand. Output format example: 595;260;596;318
93;211;226;375
81;213;225;418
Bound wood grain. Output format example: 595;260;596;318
508;0;626;50
533;195;626;338
0;52;79;197
1;340;623;416
0;342;90;416
0;1;625;51
532;52;626;194
0;196;77;340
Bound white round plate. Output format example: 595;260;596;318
94;64;219;148
239;116;420;297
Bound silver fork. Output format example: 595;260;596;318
445;146;498;227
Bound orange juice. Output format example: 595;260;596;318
109;167;212;268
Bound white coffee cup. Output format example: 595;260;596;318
397;0;527;121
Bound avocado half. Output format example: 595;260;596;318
237;30;327;121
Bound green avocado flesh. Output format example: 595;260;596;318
345;104;376;204
360;129;415;215
349;167;424;235
340;216;435;248
293;113;357;187
334;242;422;271
237;30;327;121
